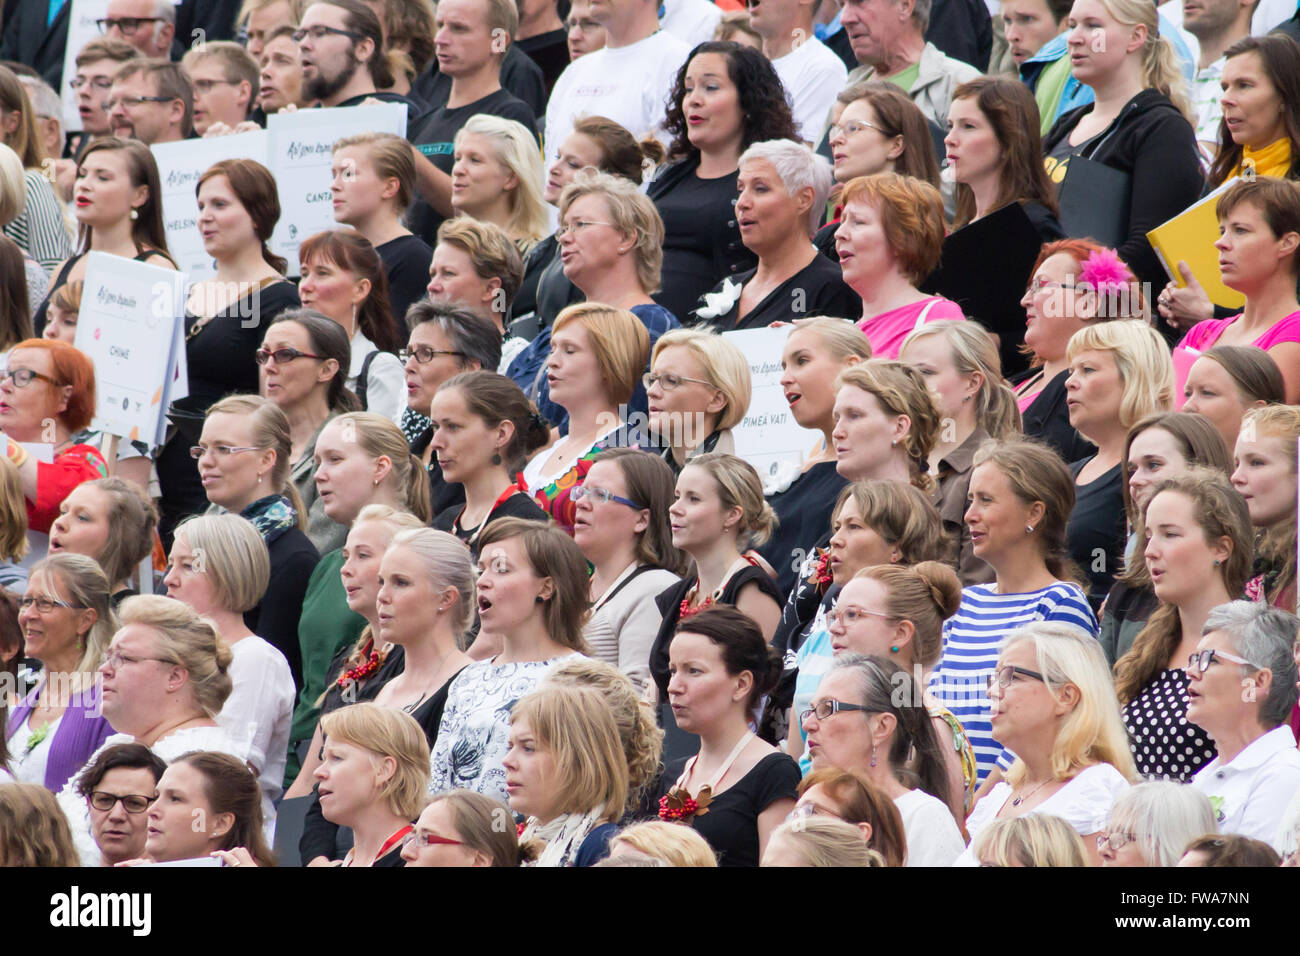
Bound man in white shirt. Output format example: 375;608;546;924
544;0;690;167
750;0;848;143
1182;0;1256;156
661;0;724;46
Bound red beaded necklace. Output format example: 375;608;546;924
335;636;382;689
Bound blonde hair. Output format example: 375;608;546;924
1239;403;1300;604
117;594;233;719
790;315;873;362
612;820;718;866
511;684;629;821
30;554;118;677
171;513;271;614
333;131;417;211
901;320;1021;440
0;784;79;866
319;703;431;820
683;452;778;549
543;658;663;814
855;561;961;669
1066;321;1174;430
435;217;524;306
329;412;433;523
387;528;477;641
455;115;548;243
424;790;519;866
0;456;26;562
77;478;157;588
206;395;306;529
0;142;26;224
1001;622;1138;788
552;303;651;407
1096;0;1193;121
558;168;666;294
765;817;886;867
834;480;946;565
972;813;1090;867
836;360;942;492
1106;781;1217;867
651;328;752;431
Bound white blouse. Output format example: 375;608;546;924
1191;725;1300;853
894;789;966;867
218;635;296;818
348;330;406;423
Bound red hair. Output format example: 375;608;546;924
10;339;96;432
1027;238;1109;282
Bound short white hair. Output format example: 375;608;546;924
1106;782;1216;867
738;139;833;236
18;77;61;121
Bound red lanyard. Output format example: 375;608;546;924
375;824;413;862
458;479;526;547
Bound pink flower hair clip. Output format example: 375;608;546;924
1077;248;1133;296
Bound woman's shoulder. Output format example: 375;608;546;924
1181;316;1232;351
733;749;801;798
1256;310;1300;347
726;564;783;603
1046;763;1132;832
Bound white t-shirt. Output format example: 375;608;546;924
1191;725;1300;853
955;762;1131;866
218;635;295;817
772;37;847;145
894;788;965;867
348;330;406;423
7;712;62;786
660;0;722;47
544;30;690;168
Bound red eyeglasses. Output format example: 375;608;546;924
402;831;464;849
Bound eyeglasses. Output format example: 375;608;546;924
829;120;890;140
1187;648;1259;674
2;367;62;388
292;25;364;42
400;346;465;364
71;76;115;91
800;699;874;724
571;484;643;509
827;605;894;628
192;78;241;95
96;16;163;35
102;95;177;111
785;802;843;824
88;791;157;814
642;371;714;392
100;649;176;670
986;664;1046;691
189;443;264;460
18;595;88;613
1097;830;1137;852
401;831;464;849
256;346;324;366
556;219;616;238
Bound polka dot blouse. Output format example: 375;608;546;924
1122;668;1217;782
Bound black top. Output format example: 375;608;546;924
432;491;551;561
510;234;583;334
758;461;847;597
649;157;756;322
377;234;432;333
814;219;840;263
0;0;69;88
1012;367;1095;465
1067;457;1125;611
925;0;992;71
649;565;784;700
335;90;429;127
659;751;801;867
411;45;547;126
517;29;570;97
692;258;861;332
246;526;321;691
405;88;538;244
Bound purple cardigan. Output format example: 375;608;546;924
5;680;115;792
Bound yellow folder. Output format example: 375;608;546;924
1146;178;1245;311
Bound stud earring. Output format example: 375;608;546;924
890;645;899;654
535;595;545;604
1213;558;1221;566
1025;524;1034;533
257;473;263;484
129;208;138;221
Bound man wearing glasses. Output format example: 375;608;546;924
296;0;413;110
70;39;141;143
181;41;260;135
73;743;168;868
106;59;192;145
98;0;176;60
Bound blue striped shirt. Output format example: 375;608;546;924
929;582;1097;784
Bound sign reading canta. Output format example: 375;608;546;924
267;103;408;276
76;252;187;448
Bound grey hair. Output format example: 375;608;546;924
17;76;61;121
150;0;177;24
1202;600;1300;728
405;300;503;372
1106;782;1216;867
387;527;478;643
738;139;834;236
910;0;932;32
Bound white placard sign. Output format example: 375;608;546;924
76;252;187;448
267;103;408;276
59;0;111;134
723;327;824;480
152;130;270;281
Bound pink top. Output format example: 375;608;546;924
857;296;965;359
1172;310;1300;407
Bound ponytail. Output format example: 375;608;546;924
1141;34;1193;122
405;453;432;524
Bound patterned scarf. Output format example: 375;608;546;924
241;494;297;542
399;406;432;448
519;809;604;868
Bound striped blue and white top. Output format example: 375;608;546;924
929;582;1097;784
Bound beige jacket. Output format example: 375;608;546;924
847;41;982;127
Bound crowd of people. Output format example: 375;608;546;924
1;0;1300;869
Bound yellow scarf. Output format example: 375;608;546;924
1232;138;1293;179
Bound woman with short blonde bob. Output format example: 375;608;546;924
609;820;717;867
506;683;629;867
1064;320;1175;606
1098;781;1217;867
315;702;431;867
645;328;751;474
400;790;519;867
957;622;1138;866
761;816;885;867
832;360;941;491
452;115;548;254
900;320;1021;585
972;813;1090;867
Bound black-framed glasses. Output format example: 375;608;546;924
642;371;714;392
103;95;176;111
829;119;890;140
400;346;464;364
96;16;163;35
192;78;241;95
256;346;324;366
18;595;87;613
292;25;364;42
1187;648;1258;674
800;699;874;724
2;367;62;388
1097;831;1137;852
571;485;643;509
71;76;115;91
88;791;157;813
986;664;1046;691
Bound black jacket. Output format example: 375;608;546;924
1043;89;1204;294
0;0;69;88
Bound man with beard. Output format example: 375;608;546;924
106;59;192;145
295;0;424;116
